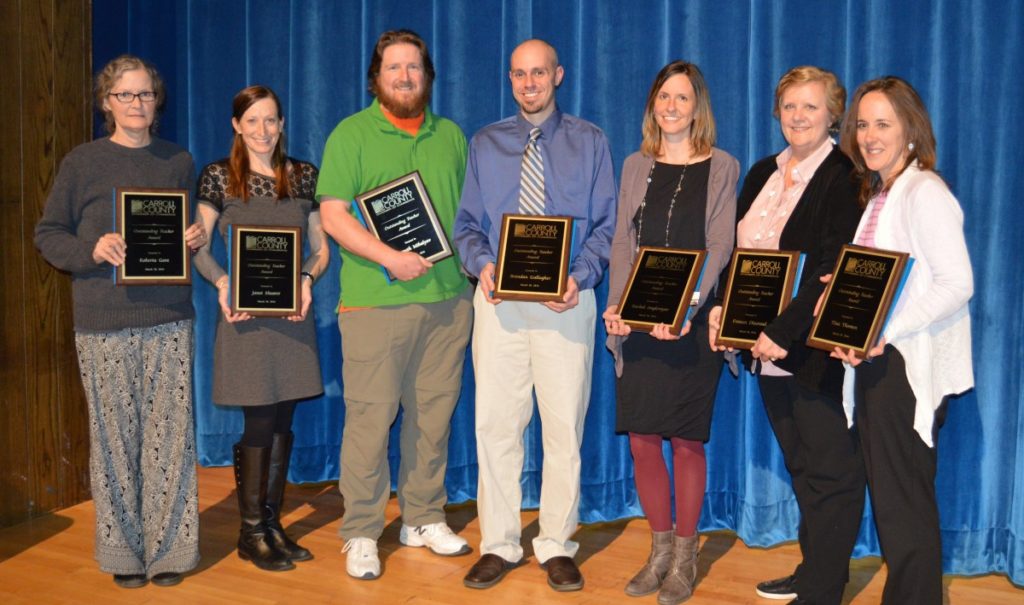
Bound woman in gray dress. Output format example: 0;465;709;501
35;54;205;589
193;85;329;572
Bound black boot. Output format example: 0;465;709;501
233;443;294;572
263;432;313;561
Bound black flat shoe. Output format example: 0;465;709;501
113;574;148;589
152;572;183;587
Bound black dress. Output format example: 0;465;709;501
615;158;724;441
197;159;324;406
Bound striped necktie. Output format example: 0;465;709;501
518;127;545;215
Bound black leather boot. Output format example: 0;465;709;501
233;443;294;572
263;432;313;561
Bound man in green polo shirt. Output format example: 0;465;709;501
316;29;473;581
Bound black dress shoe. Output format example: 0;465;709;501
541;556;584;592
463;554;521;589
755;574;797;600
151;572;183;587
113;574;148;589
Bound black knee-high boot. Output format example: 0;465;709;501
263;432;313;561
233;443;294;571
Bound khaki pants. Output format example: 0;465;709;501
337;289;472;540
471;285;595;563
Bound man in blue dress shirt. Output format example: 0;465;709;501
454;38;617;592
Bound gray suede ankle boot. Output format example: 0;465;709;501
625;530;674;596
657;534;699;605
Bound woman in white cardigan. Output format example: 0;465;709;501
834;76;973;605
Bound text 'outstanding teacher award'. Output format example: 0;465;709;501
807;244;911;359
493;214;573;302
716;249;804;349
617;247;707;336
114;187;190;285
228;225;302;317
353;171;453;281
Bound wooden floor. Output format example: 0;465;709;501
0;467;1019;604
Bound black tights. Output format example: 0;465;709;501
240;401;297;448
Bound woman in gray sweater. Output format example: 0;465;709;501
35;55;205;589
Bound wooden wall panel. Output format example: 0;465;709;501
1;0;93;528
0;0;32;530
52;0;94;511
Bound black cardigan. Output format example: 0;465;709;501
717;145;863;397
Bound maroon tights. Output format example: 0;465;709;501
629;432;706;536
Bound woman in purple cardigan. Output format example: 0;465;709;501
603;60;738;605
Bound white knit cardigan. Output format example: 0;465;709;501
843;163;974;446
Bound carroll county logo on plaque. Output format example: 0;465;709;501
807;244;911;358
493;214;573;302
617;247;707;335
115;187;190;285
716;249;803;349
354;171;453;280
229;225;301;317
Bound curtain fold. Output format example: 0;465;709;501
93;0;1024;582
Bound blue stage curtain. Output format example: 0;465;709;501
92;0;1024;583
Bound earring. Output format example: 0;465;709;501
908;142;915;151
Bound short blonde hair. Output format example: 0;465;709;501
94;54;166;134
773;66;846;131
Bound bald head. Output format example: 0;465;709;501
510;39;559;71
509;39;564;125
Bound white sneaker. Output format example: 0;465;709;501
399;522;471;556
342;537;380;580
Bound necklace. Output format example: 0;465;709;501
635;160;688;252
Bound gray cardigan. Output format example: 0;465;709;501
606;148;739;376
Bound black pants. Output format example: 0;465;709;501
759;375;866;605
855;346;945;605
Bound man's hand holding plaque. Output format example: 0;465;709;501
353;171;453;281
493;214;574;302
715;249;805;349
807;244;911;359
228;225;302;317
616;247;707;336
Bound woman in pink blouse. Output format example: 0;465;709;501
709;66;865;605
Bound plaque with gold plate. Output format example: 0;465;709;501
493;214;573;302
716;249;805;349
114;187;190;285
807;244;912;358
228;225;302;317
617;247;707;336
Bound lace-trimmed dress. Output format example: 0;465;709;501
197;159;324;406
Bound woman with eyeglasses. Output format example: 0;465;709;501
192;85;328;572
35;54;205;589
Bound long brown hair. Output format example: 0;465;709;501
227;85;290;202
640;61;716;159
840;76;937;207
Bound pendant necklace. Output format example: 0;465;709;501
635;159;687;252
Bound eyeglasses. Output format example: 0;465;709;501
108;91;157;103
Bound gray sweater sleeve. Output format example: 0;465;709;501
35;154;105;274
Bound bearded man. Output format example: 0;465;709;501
316;28;473;580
